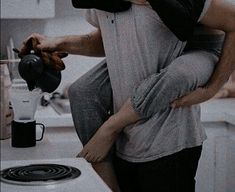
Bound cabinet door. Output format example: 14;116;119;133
226;125;235;192
196;123;235;192
196;123;228;192
1;0;55;19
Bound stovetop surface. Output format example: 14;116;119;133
1;158;111;192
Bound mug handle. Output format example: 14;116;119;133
36;123;45;141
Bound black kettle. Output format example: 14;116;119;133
18;53;62;93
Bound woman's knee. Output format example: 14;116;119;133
68;77;98;102
68;80;81;101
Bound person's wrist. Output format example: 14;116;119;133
55;37;66;52
105;114;127;135
204;83;221;97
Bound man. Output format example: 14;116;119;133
20;0;235;191
75;0;235;191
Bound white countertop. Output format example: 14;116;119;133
0;121;113;192
200;98;235;125
35;105;74;127
0;126;111;192
35;98;235;127
1;126;82;161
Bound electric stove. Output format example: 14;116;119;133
0;158;111;192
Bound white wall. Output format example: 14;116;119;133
1;0;104;92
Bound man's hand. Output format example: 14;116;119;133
20;33;62;56
214;83;235;98
171;87;216;108
19;33;67;71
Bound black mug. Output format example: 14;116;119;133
11;120;45;148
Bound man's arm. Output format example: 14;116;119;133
53;29;105;57
21;29;105;57
172;0;235;107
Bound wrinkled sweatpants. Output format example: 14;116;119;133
68;49;219;146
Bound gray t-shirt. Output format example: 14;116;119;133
85;2;211;162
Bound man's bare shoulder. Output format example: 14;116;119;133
200;0;235;31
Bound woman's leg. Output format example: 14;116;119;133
68;61;112;145
131;50;218;118
68;61;120;192
80;50;219;162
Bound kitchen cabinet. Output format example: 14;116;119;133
1;0;55;19
226;125;235;192
196;99;235;192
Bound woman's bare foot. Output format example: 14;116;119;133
79;116;119;162
79;98;141;162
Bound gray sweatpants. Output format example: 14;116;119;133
68;49;219;146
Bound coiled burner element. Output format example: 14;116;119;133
0;164;81;185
